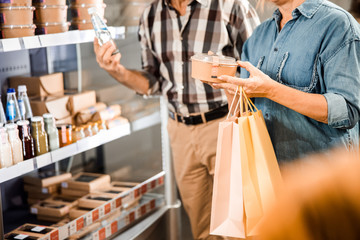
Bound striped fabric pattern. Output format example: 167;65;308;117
138;0;259;115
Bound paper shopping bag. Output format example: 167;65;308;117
210;120;246;238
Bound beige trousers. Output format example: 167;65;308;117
167;116;227;240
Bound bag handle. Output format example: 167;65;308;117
226;87;240;120
240;87;258;113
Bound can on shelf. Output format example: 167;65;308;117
0;24;35;38
32;0;66;6
35;22;70;34
34;5;68;24
0;6;35;25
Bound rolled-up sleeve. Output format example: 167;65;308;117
323;39;360;129
138;9;162;95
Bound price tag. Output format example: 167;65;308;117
31;226;45;232
76;218;84;231
30;207;38;214
115;197;122;208
14;234;29;239
111;201;116;211
92;209;99;222
146;202;151;212
118;218;126;229
85;213;92;225
141;205;147;216
50;230;59;240
141;184;147;195
99;207;105;219
104;203;111;215
61;182;68;188
150;180;156;189
69;221;76;235
92;231;99;240
129;211;135;223
150;199;156;210
111;221;118;235
23;36;41;49
125;215;130;225
2;38;21;52
105;225;111;237
134;188;140;198
158;176;164;185
58;225;69;239
98;228;106;240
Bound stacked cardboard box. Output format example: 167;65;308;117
23;171;72;205
5;224;58;239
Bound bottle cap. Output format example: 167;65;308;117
18;85;27;92
31;116;43;122
87;7;97;15
7;88;15;93
4;123;17;130
43;113;53;119
17;120;30;126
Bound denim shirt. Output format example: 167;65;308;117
240;0;360;163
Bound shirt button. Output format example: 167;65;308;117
265;113;269;119
274;48;278;52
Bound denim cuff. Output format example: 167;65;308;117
324;93;350;128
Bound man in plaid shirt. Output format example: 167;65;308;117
94;0;259;238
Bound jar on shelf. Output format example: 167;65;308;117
83;124;93;137
0;127;13;168
72;126;85;142
57;124;72;147
17;120;35;160
43;113;60;151
91;122;99;135
5;123;23;165
31;116;49;156
97;120;107;132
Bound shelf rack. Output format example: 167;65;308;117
0;27;125;52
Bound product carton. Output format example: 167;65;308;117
30;200;72;217
111;181;139;189
23;172;72;187
69;207;90;220
78;193;115;209
61;172;111;192
74;102;107;125
12;224;57;238
27;192;53;200
91;186;131;197
30;95;71;120
46;194;79;208
5;232;40;239
106;116;129;129
9;72;64;97
24;184;59;195
66;90;97;115
61;187;89;197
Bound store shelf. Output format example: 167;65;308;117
0;122;131;184
55;173;165;240
131;110;161;132
0;27;125;53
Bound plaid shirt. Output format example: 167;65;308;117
138;0;259;115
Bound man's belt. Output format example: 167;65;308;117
169;105;228;125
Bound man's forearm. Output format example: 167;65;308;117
108;67;150;95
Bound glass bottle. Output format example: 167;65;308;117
6;88;21;123
0;127;13;168
73;126;85;142
91;122;99;135
0;97;6;126
17;120;35;160
83;124;93;137
57;124;72;147
88;7;119;55
5;123;23;164
97;121;107;132
31;117;49;156
18;85;33;121
43;113;59;151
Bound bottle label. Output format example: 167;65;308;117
6;100;15;121
18;99;25;118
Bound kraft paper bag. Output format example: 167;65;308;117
210;120;246;238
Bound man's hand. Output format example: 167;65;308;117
93;38;125;77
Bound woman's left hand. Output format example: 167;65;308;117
212;61;276;98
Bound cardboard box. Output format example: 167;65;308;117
30;95;70;120
92;186;131;197
9;72;64;97
47;194;79;207
27;192;53;200
5;232;40;239
74;102;107;125
61;172;111;192
24;172;72;187
69;207;90;220
68;221;101;240
10;224;57;238
24;184;59;195
37;214;65;223
106;116;129;129
111;181;139;189
61;188;89;197
66;90;96;115
78;193;115;209
31;200;72;217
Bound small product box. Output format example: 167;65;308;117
66;90;97;115
106;116;129;129
27;192;53;200
78;193;115;209
37;215;65;223
61;172;111;192
74;102;107;125
61;187;89;197
111;181;139;189
69;207;91;220
30;200;72;217
9;72;64;97
92;186;131;197
30;95;71;121
24;184;59;195
47;194;79;207
23;172;72;187
5;232;40;239
13;224;57;238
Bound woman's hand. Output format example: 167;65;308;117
93;38;125;76
212;61;276;99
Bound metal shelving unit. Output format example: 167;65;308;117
0;28;178;239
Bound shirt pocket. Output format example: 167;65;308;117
276;52;320;93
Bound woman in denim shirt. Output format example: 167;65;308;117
213;0;360;163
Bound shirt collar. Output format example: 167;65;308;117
272;0;323;20
164;0;208;7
